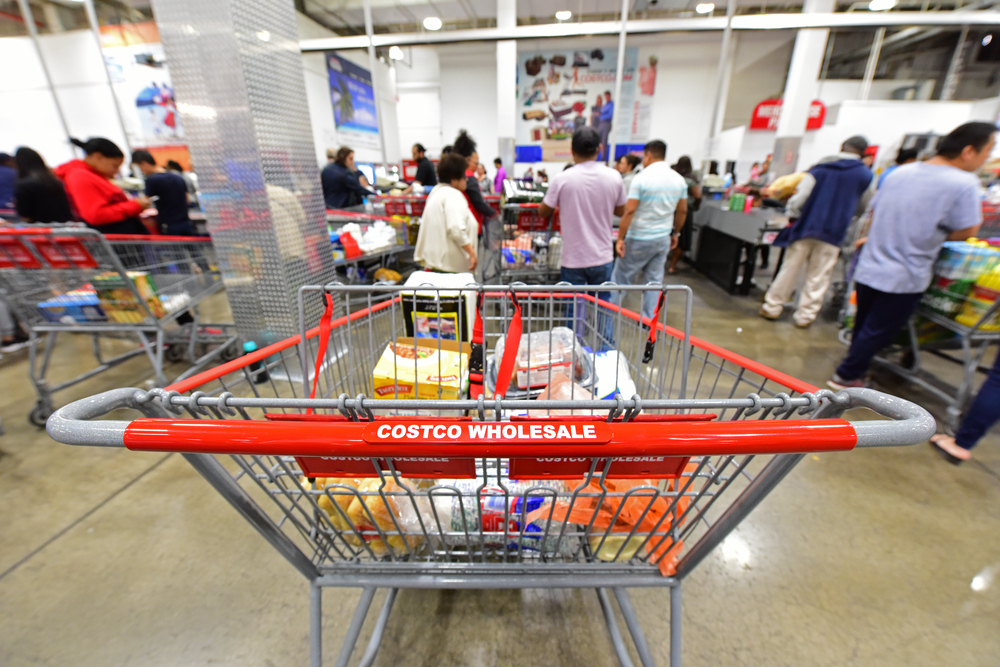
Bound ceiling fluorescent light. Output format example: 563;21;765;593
695;3;715;14
423;16;443;30
555;10;572;20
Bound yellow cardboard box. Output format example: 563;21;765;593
372;339;469;400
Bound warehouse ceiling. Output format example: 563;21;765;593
297;0;990;35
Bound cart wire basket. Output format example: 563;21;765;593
47;282;935;667
0;226;238;425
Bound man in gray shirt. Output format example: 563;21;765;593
829;122;994;390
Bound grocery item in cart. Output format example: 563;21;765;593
37;289;106;323
92;270;165;323
372;340;469;400
530;372;595;415
345;478;429;557
428;478;573;554
592;350;637;400
525;477;692;574
954;265;1000;330
515;327;587;389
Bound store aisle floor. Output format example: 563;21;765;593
0;269;997;667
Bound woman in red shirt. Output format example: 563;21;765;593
55;137;150;234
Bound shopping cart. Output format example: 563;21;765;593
488;203;562;284
0;226;238;425
46;283;934;667
372;195;426;217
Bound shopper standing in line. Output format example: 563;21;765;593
476;163;491;194
539;127;626;336
413;154;478;274
616;154;642;193
131;150;194;236
321;146;374;209
452;130;498;236
668;155;702;275
828;122;994;390
759;135;874;328
597;91;614;162
877;147;918;188
13;147;73;223
55;137;150;235
401;143;437;195
610;140;688;320
493;157;507;194
0;153;16;210
166;159;198;207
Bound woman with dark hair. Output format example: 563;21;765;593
320;146;374;209
54;137;150;234
451;129;496;235
668;155;702;273
13;147;73;223
414;154;478;273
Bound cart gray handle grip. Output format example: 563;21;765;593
47;386;937;451
838;388;936;448
46;388;161;448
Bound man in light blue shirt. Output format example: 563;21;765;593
829;122;993;390
611;140;688;320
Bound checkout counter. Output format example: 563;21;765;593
687;201;788;295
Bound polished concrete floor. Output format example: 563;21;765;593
0;269;997;667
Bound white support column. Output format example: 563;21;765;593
83;0;132;155
706;0;738;166
496;0;517;172
363;0;389;167
941;25;970;101
772;0;833;177
15;0;73;152
859;27;885;101
607;0;629;165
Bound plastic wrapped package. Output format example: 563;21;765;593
425;478;575;555
512;326;586;389
529;372;595;416
488;328;596;400
311;477;431;557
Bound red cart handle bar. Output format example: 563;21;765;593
120;417;858;458
46;387;936;454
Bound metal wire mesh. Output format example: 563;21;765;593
159;284;823;580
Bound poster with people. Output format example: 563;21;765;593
102;36;184;147
516;47;655;161
326;53;380;152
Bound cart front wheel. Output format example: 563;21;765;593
29;403;52;428
219;342;239;362
164;345;186;363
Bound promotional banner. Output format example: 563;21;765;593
516;47;654;161
101;24;184;148
326;53;380;152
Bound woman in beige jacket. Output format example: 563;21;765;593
414;153;478;273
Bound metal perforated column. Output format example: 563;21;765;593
150;0;334;343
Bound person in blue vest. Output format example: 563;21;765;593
760;136;874;328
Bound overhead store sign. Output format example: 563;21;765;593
749;99;826;131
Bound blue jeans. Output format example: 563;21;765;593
561;261;615;349
835;283;923;381
956;351;1000;451
610;236;670;321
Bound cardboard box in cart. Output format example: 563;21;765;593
372;338;471;401
92;271;166;323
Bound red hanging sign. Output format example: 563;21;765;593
749;99;826;131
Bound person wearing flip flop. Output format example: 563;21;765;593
930;352;1000;464
828;122;994;391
